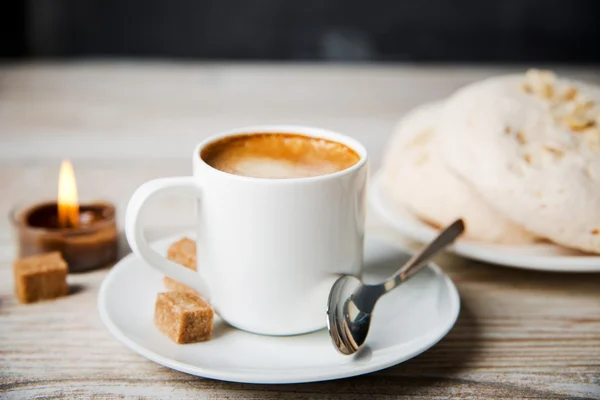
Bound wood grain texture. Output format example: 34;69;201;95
1;63;599;399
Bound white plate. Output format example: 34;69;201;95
98;233;460;384
369;172;600;272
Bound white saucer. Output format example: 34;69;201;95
98;233;460;384
369;172;600;272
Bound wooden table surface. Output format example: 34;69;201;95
1;63;599;399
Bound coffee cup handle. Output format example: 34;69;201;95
125;176;211;300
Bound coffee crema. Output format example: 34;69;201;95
201;133;361;179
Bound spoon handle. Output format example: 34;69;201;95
384;219;465;292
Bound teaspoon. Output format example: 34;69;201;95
327;219;465;355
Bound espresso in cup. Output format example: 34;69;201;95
201;133;360;179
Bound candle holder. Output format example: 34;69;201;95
10;200;118;272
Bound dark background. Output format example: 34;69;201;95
2;0;600;62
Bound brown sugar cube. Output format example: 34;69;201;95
167;237;196;269
154;291;213;344
163;237;197;293
14;252;68;304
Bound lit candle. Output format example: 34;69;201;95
58;160;79;229
10;160;118;272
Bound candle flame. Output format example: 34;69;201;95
58;159;79;228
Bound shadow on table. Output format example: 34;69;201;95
68;283;86;296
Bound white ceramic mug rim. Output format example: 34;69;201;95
193;125;368;184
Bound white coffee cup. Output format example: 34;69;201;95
125;125;368;335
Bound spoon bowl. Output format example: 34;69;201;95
327;275;363;355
